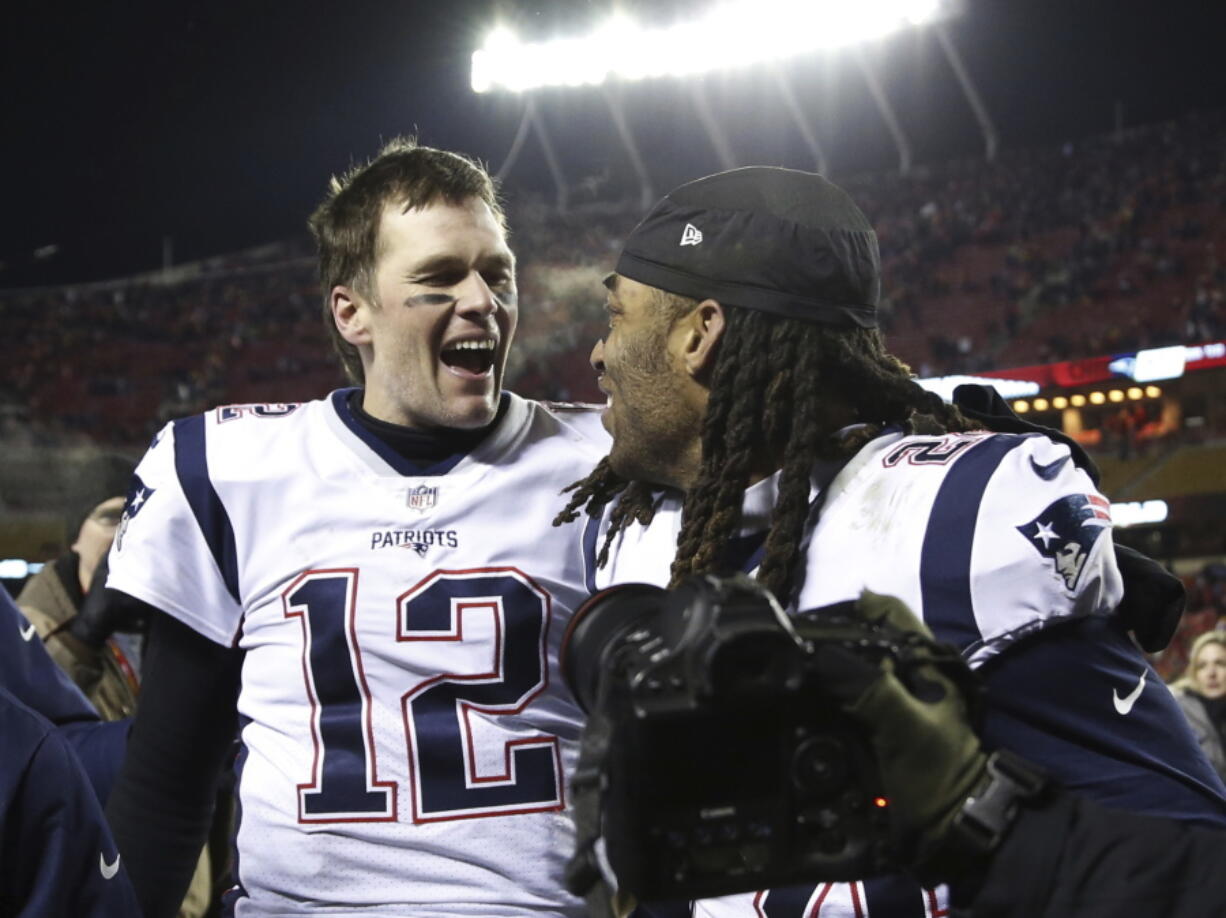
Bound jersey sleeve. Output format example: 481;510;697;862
921;433;1125;668
920;437;1226;823
106;419;244;646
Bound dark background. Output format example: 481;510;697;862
3;0;1223;287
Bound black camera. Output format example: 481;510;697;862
561;574;920;902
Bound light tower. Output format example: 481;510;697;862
471;0;995;209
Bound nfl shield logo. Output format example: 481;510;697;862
406;485;438;512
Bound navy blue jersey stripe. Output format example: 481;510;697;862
582;512;602;594
173;416;241;605
757;883;817;917
728;530;769;574
920;434;1027;654
863;875;927;918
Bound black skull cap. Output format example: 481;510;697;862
615;166;879;328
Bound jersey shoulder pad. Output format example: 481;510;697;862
532;399;611;452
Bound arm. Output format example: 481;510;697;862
0;587;133;803
1;690;141;918
814;592;1226;918
977;614;1226;826
953;383;1185;652
104;607;243;918
928;431;1224;822
0;587;97;724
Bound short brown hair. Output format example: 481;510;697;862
308;137;506;384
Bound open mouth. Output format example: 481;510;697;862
441;338;496;377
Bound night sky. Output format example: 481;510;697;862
3;0;1224;287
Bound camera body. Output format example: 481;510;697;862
562;575;907;902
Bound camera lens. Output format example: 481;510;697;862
791;736;848;793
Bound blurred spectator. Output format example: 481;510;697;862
1172;631;1226;783
17;453;139;719
1;109;1224;442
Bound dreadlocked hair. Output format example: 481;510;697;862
554;459;662;568
553;302;980;605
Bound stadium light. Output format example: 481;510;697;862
0;559;44;579
1112;500;1169;529
915;373;1038;403
472;0;951;93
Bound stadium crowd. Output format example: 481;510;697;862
0;110;1223;451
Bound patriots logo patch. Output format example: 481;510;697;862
115;474;155;553
1017;494;1111;590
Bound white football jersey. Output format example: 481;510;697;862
593;429;1123;666
590;428;1125;918
109;390;608;917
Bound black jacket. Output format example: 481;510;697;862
961;788;1226;916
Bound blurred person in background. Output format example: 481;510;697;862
14;452;214;917
1173;631;1226;783
17;452;139;719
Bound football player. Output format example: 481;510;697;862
556;166;1226;916
104;139;607;917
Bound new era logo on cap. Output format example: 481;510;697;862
680;223;703;246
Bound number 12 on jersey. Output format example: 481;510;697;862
282;567;564;824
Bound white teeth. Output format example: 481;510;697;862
447;339;495;351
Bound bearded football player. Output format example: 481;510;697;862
557;166;1226;917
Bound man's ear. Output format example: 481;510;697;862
680;299;726;379
332;285;371;347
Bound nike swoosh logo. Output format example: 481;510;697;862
100;851;121;880
1113;670;1147;715
1029;454;1071;481
18;620;36;642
